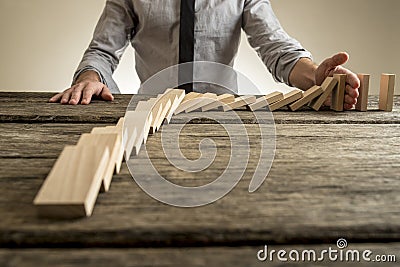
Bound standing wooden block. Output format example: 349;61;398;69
331;74;347;111
289;85;323;111
77;133;120;192
248;92;284;111
33;145;110;218
91;117;125;174
164;89;186;123
379;74;396;112
124;111;152;159
223;95;257;111
269;90;303;112
355;74;370;112
309;77;338;111
174;92;202;115
185;93;218;113
201;94;235;112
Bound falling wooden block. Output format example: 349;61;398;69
174;92;202;115
164;89;186;123
124;111;152;159
223;95;257;111
309;77;338;111
248;92;284;111
77;133;120;192
289;85;323;111
379;74;396;112
355;74;370;112
33;145;110;218
185;93;218;113
201;94;235;112
331;74;347;112
150;96;171;133
91;117;125;174
269;90;303;112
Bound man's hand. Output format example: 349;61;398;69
316;52;360;110
49;70;114;105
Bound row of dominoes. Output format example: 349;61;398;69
33;89;188;218
33;74;395;218
33;118;125;218
176;73;396;113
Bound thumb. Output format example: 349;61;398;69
100;86;114;101
320;52;349;71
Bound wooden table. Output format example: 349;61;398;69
1;92;399;266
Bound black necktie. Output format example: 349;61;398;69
178;0;196;93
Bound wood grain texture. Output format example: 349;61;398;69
33;145;110;218
1;244;399;267
1;93;400;124
2;123;400;246
355;74;370;112
379;74;396;112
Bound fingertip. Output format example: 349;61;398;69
81;99;89;105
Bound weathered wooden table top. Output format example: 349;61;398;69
0;92;399;267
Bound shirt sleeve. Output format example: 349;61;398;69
242;0;313;86
73;0;136;93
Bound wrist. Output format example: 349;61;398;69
75;70;101;84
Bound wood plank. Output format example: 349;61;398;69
355;74;370;112
331;74;347;112
223;95;257;111
289;85;323;111
185;93;217;113
248;92;284;111
77;133;120;192
2;124;399;246
379;74;396;112
1;93;400;125
201;94;235;112
33;145;109;218
269;90;303;112
309;77;338;111
1;244;399;266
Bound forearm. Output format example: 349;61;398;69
289;58;318;90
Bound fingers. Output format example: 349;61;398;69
320;52;349;72
81;87;95;105
100;86;114;101
60;89;73;104
69;84;85;105
49;93;63;103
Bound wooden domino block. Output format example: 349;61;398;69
289;85;323;111
33;145;110;218
309;77;338;111
269;90;303;112
223;95;257;111
379;74;396;112
174;92;202;115
77;133;120;192
150;96;171;133
185;93;217;113
331;74;347;111
201;94;235;112
164;89;186;123
124;111;152;159
91;117;125;174
248;92;284;111
355;74;370;112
